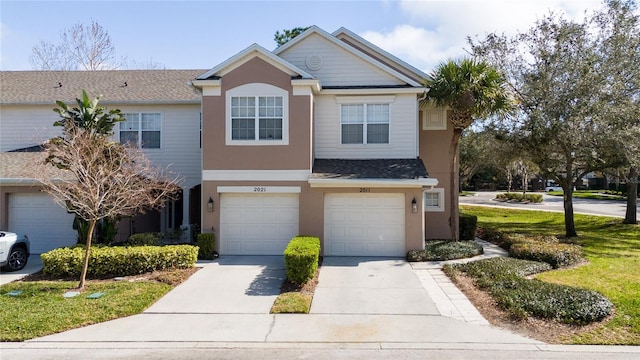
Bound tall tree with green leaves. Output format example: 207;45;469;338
470;0;640;235
274;27;310;47
424;58;513;240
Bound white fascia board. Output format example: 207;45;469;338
203;170;311;182
332;27;429;81
321;87;426;95
308;178;439;188
217;186;301;193
197;44;314;80
275;26;422;88
191;79;222;96
291;79;321;95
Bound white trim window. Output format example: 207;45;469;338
120;113;161;149
424;188;445;212
340;103;390;144
226;83;289;145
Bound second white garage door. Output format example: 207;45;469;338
324;193;406;256
220;193;299;255
8;193;76;254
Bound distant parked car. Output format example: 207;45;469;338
545;186;563;192
0;231;30;272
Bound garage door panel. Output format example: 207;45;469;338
220;194;299;255
8;193;76;254
324;193;405;257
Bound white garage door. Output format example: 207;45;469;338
8;193;76;254
220;194;299;255
324;193;405;256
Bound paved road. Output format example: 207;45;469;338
460;191;633;218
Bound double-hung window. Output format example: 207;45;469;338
340;103;389;144
231;96;283;141
424;188;445;212
226;83;289;145
120;113;161;149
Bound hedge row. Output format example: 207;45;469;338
495;193;543;203
478;227;583;268
283;236;320;285
407;240;483;262
41;245;198;278
446;257;613;324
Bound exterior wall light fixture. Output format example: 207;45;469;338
411;197;418;213
207;197;214;212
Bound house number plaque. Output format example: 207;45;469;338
359;188;371;193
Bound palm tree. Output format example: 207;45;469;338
424;58;513;240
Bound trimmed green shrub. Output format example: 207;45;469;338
196;233;217;260
495;193;543;203
509;241;583;268
283;236;320;285
127;232;161;246
407;240;483;261
447;257;612;324
41;245;198;278
459;213;478;240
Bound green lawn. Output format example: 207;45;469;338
461;205;640;345
0;280;172;341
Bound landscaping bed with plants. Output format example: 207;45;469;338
271;236;321;314
459;205;640;345
495;192;543;203
407;240;483;261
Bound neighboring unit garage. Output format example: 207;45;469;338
324;193;405;256
8;193;76;254
219;193;299;255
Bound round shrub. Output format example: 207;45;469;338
127;232;161;246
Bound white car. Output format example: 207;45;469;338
0;231;30;272
545;186;563;192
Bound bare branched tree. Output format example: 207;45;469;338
36;92;180;289
30;20;162;70
38;124;180;289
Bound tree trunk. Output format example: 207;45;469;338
624;167;638;225
563;185;577;238
450;129;462;241
78;219;96;290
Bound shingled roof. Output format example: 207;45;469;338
0;70;206;105
0;152;72;183
311;159;429;180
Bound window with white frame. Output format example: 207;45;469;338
119;113;161;149
340;103;389;144
424;188;445;212
226;83;289;145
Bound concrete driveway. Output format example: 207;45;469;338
0;255;42;286
311;257;438;315
145;255;286;314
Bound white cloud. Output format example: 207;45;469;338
361;0;605;73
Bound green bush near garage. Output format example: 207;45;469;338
407;240;483;261
445;257;613;324
459;213;478;240
283;236;320;285
196;233;217;260
41;245;198;278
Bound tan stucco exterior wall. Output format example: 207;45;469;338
201;181;425;255
419;110;455;240
201;57;312;171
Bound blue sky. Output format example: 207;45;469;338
1;0;605;73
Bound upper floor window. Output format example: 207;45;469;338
120;113;161;149
340;103;389;144
226;83;289;146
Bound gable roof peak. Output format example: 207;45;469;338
197;43;313;80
